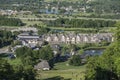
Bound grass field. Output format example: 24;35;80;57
11;14;37;18
22;19;44;26
6;58;86;80
37;61;86;80
7;58;22;66
5;58;86;80
49;27;96;31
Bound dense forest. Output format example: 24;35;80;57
0;30;14;48
0;16;24;26
15;45;54;66
0;58;36;80
46;18;116;28
85;22;120;80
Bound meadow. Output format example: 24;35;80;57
37;61;86;80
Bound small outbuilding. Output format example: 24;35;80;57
34;60;50;71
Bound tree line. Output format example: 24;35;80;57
46;18;116;28
84;14;120;19
73;14;120;19
0;16;25;26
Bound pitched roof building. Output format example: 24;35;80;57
34;60;50;70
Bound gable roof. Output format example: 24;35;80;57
34;60;50;70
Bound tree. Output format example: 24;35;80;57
79;49;84;55
46;18;116;28
22;66;36;80
12;65;36;80
0;30;14;48
15;46;30;58
0;16;24;26
69;55;81;66
38;45;54;60
38;27;50;35
0;59;14;79
85;22;120;80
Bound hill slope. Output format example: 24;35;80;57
0;0;120;14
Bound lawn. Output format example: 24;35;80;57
0;49;86;80
11;14;37;18
21;19;44;26
7;58;22;66
49;27;97;31
37;61;86;80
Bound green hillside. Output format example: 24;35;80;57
0;0;120;14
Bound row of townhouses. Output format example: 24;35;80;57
44;33;113;44
17;33;114;48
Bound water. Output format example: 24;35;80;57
81;49;105;58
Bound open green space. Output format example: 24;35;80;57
7;58;22;66
21;19;44;26
5;57;86;80
0;54;22;66
11;14;37;18
38;61;86;80
49;27;95;31
47;26;116;33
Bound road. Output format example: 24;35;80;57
0;47;13;54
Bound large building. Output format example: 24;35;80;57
17;32;114;46
44;33;113;44
17;32;41;48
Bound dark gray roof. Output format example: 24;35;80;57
18;35;39;39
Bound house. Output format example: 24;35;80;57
78;34;84;43
71;36;76;44
67;33;76;44
91;34;98;43
43;33;114;44
45;35;52;42
34;60;50;70
17;32;40;48
76;35;81;43
60;34;66;43
50;44;61;55
53;34;59;42
17;33;39;40
66;35;71;44
0;9;18;15
83;34;89;42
